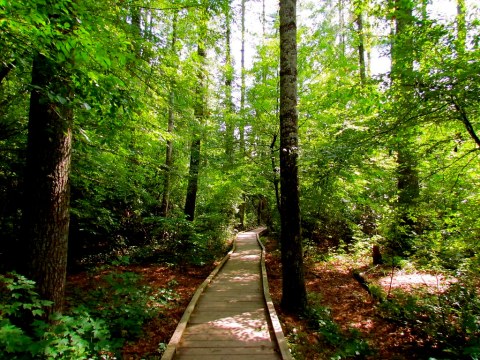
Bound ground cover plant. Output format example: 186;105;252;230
0;262;215;359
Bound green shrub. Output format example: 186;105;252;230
0;272;117;359
379;278;480;359
71;271;178;340
302;295;371;359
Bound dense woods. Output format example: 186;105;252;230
1;0;479;358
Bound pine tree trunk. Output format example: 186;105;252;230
279;0;307;314
23;54;72;315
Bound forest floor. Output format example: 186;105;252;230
66;236;456;359
263;236;458;360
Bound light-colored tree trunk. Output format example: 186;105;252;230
354;0;367;85
239;0;246;155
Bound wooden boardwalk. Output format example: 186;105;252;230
162;228;290;360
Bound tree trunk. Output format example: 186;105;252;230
0;61;14;85
160;12;178;217
338;0;346;57
184;136;201;221
391;0;419;255
270;134;281;215
279;0;307;314
354;0;367;85
23;53;73;315
225;2;235;166
184;43;206;221
239;0;246;155
131;6;142;57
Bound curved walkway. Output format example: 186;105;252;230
162;228;291;360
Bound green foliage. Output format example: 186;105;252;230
0;272;117;359
379;279;480;359
301;294;371;359
70;271;178;340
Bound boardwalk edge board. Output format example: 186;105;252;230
160;236;237;360
256;230;294;360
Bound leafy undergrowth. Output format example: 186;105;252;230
263;237;480;360
3;237;478;359
66;263;215;359
0;263;214;359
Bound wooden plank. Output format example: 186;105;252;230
256;233;293;360
177;346;276;355
179;340;274;348
175;355;280;360
164;228;286;360
182;325;268;336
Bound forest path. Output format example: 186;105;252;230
161;228;290;360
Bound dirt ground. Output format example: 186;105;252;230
263;237;456;360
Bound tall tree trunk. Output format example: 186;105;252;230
338;0;346;57
184;43;206;221
131;6;142;57
225;2;235;166
160;12;178;217
391;0;419;255
239;0;246;155
279;0;307;314
354;0;367;85
23;53;73;315
270;134;281;215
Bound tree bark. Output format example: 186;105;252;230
160;12;178;217
391;0;419;255
239;0;246;155
184;43;206;221
225;2;235;166
270;134;281;215
0;61;14;85
23;53;73;315
279;0;307;314
338;0;346;57
354;0;366;86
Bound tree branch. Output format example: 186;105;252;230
452;98;480;148
0;62;15;85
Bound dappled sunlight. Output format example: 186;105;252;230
173;229;280;358
203;309;271;342
378;272;457;293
